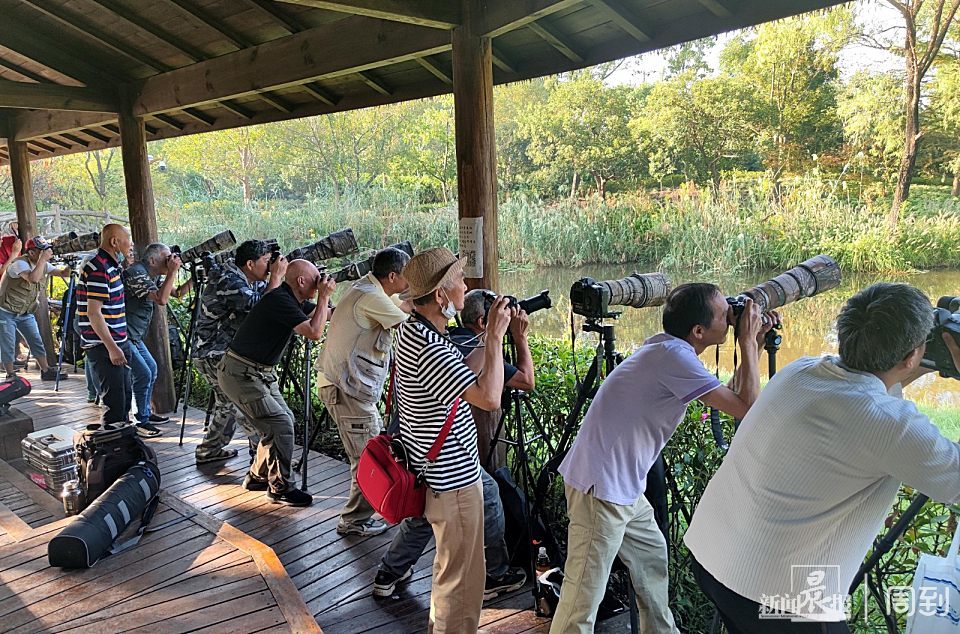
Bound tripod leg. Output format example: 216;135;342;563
55;274;76;392
179;278;205;446
300;341;312;491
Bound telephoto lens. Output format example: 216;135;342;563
286;228;359;264
728;254;841;315
178;230;237;264
331;241;415;284
51;232;100;256
570;272;671;319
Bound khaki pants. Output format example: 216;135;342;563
217;354;295;494
195;355;260;459
319;383;381;525
550;485;680;634
425;479;485;634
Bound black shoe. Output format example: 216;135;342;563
484;568;527;600
267;487;312;507
148;413;170;423
373;567;413;597
242;473;269;491
135;422;162;437
40;369;67;381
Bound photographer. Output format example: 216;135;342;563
123;243;192;437
451;288;535;470
194;240;284;464
217;259;334;507
77;224;135;424
0;236;72;380
551;283;775;634
318;247;411;537
685;283;960;633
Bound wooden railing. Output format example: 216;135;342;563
0;205;128;237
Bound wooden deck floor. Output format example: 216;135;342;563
2;363;554;633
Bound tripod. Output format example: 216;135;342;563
530;314;639;633
178;266;206;446
55;269;78;392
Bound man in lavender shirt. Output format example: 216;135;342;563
550;283;774;634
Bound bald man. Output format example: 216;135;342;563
218;258;335;507
77;224;136;426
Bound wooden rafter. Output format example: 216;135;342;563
239;0;305;33
60;133;90;147
492;47;517;74
527;20;584;63
300;83;339;106
86;0;207;62
45;136;74;150
163;0;249;49
357;71;391;95
181;108;216;126
218;100;255;119
256;93;293;113
416;56;452;84
27;140;53;153
0;58;52;84
80;128;111;143
20;0;172;72
591;0;651;42
481;0;582;38
0;21;118;87
0;79;116;112
129;17;448;116
275;0;460;29
698;0;733;17
152;113;186;131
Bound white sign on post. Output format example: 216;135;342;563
459;216;484;278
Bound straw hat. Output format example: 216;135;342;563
400;247;462;301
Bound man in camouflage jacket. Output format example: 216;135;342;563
194;239;286;463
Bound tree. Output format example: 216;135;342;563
83;149;118;211
837;71;905;181
518;73;641;198
884;0;960;224
635;72;758;185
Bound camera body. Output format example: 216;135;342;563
726;295;747;317
570;278;612;319
481;289;552;320
570;273;670;319
923;296;960;378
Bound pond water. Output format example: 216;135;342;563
495;265;960;410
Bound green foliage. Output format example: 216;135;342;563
838;71;906;181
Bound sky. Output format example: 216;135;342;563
605;1;903;86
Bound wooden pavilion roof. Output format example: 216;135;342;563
0;0;846;165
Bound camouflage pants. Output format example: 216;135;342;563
195;355;260;459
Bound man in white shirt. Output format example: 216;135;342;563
685;282;960;633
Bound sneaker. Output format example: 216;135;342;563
40;369;67;381
86;395;97;403
135;422;162;438
337;518;389;536
12;360;26;369
267;487;312;507
196;448;238;464
242;473;269;491
148;413;170;424
484;568;527;601
372;567;413;597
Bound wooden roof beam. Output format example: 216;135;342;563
129;17;449;116
152;113;186;131
591;0;652;43
527;20;584;63
25;142;47;155
357;71;391;95
180;108;216;126
0;21;118;87
80;128;111;143
300;83;339;107
87;0;207;62
0;79;117;112
45;136;74;150
58;133;90;148
492;47;516;74
416;56;452;84
218;100;255;119
239;0;305;33
275;0;459;29
0;59;52;85
163;0;250;50
257;92;294;113
698;0;734;18
20;0;172;72
481;0;583;38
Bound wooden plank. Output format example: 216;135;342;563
219;99;255;119
527;20;584;63
357;71;391;95
274;0;460;29
192;605;287;633
86;0;207;63
257;92;295;113
130;17;449;116
181;107;217;126
300;82;339;106
0;79;116;112
481;0;583;38
0;58;52;84
162;0;251;50
0;458;63;520
698;0;734;17
0;20;120;87
240;0;307;33
0;500;32;541
416;56;452;84
591;0;651;42
152;113;186;131
161;492;322;633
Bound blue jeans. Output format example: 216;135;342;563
0;307;46;365
129;340;157;423
379;469;510;578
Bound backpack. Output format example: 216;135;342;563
74;422;157;507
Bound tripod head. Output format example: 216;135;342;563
581;317;622;374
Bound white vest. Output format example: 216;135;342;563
320;275;393;403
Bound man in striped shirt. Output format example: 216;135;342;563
77;224;133;425
391;247;513;634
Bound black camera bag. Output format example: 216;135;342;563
74;423;157;507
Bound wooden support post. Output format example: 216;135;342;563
118;91;176;415
452;0;498;292
9;138;58;368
